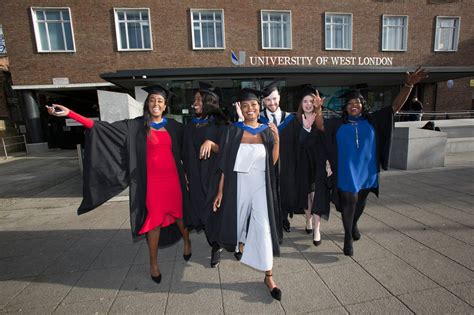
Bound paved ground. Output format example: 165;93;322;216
0;150;473;314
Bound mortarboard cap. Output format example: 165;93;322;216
142;84;174;100
261;80;281;98
198;81;220;100
299;84;325;99
238;88;263;102
338;89;365;103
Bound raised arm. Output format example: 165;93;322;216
392;67;429;113
46;104;95;129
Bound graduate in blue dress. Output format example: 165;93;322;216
307;68;428;256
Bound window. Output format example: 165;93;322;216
0;25;6;55
325;13;352;50
434;16;460;51
114;8;152;51
261;10;292;49
191;9;225;49
31;8;75;52
382;15;408;51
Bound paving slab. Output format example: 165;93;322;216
346;296;413;314
398;287;473;314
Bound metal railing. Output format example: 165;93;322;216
396;110;474;120
1;135;28;159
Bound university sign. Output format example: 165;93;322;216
231;50;393;67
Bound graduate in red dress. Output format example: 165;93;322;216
46;85;192;284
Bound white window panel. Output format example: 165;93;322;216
434;16;460;52
191;9;225;49
382;15;408;51
31;7;76;53
114;8;152;51
325;13;352;50
261;10;292;49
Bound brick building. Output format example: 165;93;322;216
0;0;473;148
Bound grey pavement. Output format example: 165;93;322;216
0;150;473;314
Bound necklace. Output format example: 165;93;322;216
348;119;360;149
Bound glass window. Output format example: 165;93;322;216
0;25;6;55
261;11;291;49
382;15;408;51
325;13;352;50
31;8;75;52
434;16;460;51
114;8;152;51
191;9;225;49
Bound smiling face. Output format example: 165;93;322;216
193;92;203;115
345;98;363;117
147;93;167;120
262;90;280;113
301;95;314;115
240;100;260;122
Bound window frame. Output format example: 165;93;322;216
30;7;76;53
381;14;409;52
324;12;353;51
260;10;292;50
114;7;153;52
190;8;226;50
434;16;461;52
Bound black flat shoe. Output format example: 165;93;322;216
211;248;223;268
343;242;353;256
352;225;361;241
305;228;313;234
313;240;321;246
151;274;162;284
264;274;282;301
283;220;291;233
234;251;242;261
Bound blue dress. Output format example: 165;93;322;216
336;116;378;193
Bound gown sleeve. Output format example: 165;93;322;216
369;106;394;170
78;119;130;214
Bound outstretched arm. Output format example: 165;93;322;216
46;104;95;129
392;67;429;113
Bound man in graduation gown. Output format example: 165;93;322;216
260;81;300;233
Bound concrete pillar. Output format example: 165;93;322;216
22;90;44;143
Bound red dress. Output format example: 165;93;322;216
67;111;182;235
139;129;182;234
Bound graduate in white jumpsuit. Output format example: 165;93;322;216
213;88;282;301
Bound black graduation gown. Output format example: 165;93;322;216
296;122;331;220
260;111;300;216
323;106;394;210
182;120;225;233
78;117;187;246
206;125;282;255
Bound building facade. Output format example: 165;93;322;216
0;0;473;147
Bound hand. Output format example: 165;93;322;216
302;112;316;129
268;122;279;142
199;140;215;160
325;160;333;177
46;104;70;117
213;192;223;212
311;90;325;113
405;67;429;86
234;102;244;121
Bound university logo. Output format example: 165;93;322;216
231;50;246;66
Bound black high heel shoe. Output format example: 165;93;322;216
210;247;223;268
234;251;242;261
151;273;162;284
264;274;282;301
352;224;361;241
183;240;192;261
312;231;321;246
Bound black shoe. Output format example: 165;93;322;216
305;228;313;234
343;241;353;256
313;240;322;246
234;251;242;261
151;274;162;284
352;225;361;241
264;274;282;301
183;252;192;261
211;248;223;268
283;219;291;233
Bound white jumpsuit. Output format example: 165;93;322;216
234;143;273;271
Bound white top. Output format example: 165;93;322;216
233;143;266;173
265;108;282;126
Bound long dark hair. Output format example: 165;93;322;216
143;93;168;133
296;95;318;127
201;92;229;125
